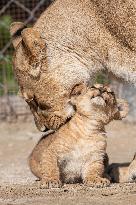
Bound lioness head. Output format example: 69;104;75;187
10;23;90;131
72;84;129;124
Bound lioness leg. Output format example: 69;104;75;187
108;153;136;183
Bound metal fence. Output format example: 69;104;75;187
0;0;53;120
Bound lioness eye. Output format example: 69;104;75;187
39;103;51;110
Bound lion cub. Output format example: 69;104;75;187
29;84;128;188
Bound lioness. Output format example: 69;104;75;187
10;0;136;132
29;84;129;188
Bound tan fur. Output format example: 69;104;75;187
10;0;135;131
29;85;129;188
108;153;136;183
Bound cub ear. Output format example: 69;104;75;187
10;22;26;49
70;83;87;105
21;28;45;57
70;83;87;97
115;99;129;120
132;152;136;161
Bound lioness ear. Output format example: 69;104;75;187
115;99;129;119
21;28;45;57
10;22;26;48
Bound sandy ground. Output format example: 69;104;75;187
0;120;136;205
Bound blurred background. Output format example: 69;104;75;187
0;0;136;123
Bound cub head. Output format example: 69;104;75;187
72;84;129;125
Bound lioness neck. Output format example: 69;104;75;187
34;0;136;84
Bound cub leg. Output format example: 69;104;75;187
83;159;110;187
30;150;62;189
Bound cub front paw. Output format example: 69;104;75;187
40;179;62;189
84;176;110;188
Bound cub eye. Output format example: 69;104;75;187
70;83;86;97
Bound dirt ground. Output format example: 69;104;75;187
0;120;136;205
